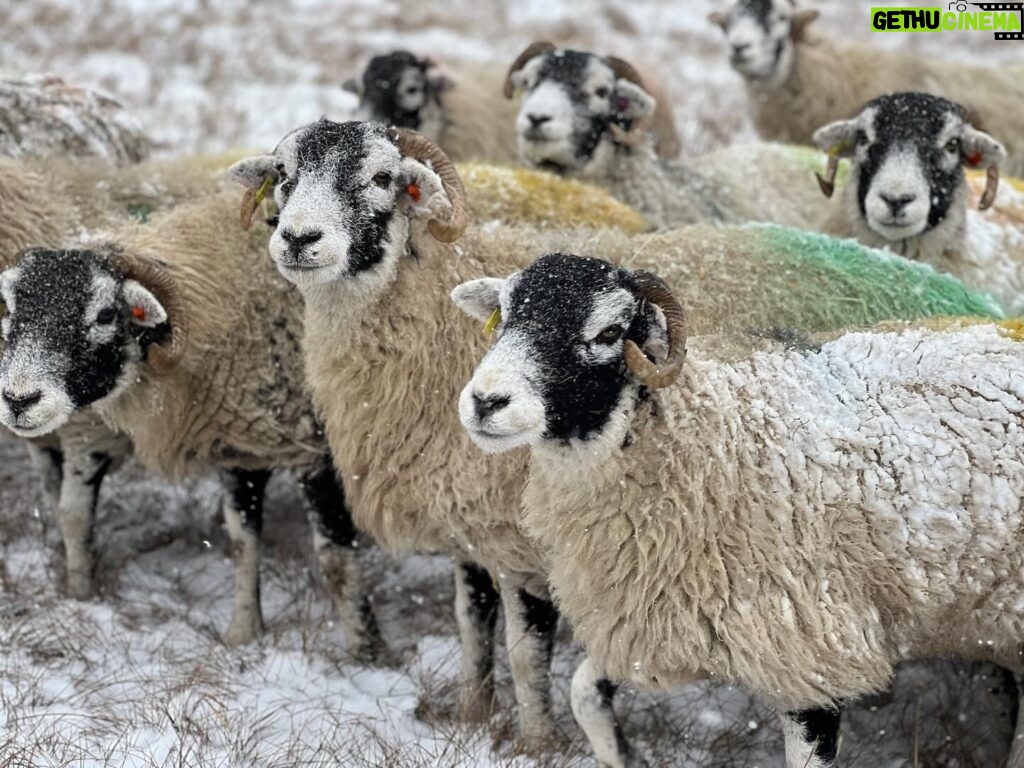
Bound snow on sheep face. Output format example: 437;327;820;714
815;93;1006;243
452;254;669;454
0;249;167;437
346;51;448;142
230;120;452;303
711;0;809;87
511;49;656;177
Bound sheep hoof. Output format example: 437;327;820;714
65;571;96;601
223;613;264;646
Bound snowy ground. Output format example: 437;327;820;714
2;1;1023;766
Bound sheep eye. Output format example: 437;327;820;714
946;138;961;153
96;307;117;325
595;326;623;345
595;86;610;99
372;171;393;188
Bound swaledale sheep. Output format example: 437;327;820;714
454;253;1024;768
0;191;385;657
228;120;1001;744
344;50;680;166
709;0;1024;176
504;42;835;230
813;92;1023;313
0;153;244;598
0;74;149;164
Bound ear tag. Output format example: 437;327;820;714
967;151;983;168
254;175;274;205
483;308;501;335
406;183;422;203
131;306;147;322
829;140;853;158
614;96;630;113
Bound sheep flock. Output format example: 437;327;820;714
1;2;1024;767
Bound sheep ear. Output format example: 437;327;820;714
708;10;729;31
791;9;820;40
813;119;859;159
451;278;505;322
427;71;455;94
398;157;451;223
228;156;279;230
612;81;656;121
122;279;167;328
961;126;1006;170
342;77;362;96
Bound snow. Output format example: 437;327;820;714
1;1;1022;765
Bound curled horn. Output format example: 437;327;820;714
503;41;556;99
816;153;839;198
605;55;656;147
979;165;1000;211
623;270;686;390
109;250;188;373
388;127;470;242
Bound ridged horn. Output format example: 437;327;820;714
816;153;839;198
388;127;470;242
110;250;188;374
623;270;686;390
503;41;556;99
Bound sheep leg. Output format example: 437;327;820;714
221;468;270;646
780;707;841;768
454;560;500;722
1007;669;1024;768
25;442;64;549
52;446;112;599
300;456;388;664
571;655;648;768
502;582;558;746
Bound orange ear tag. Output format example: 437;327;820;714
131;306;147;322
967;152;982;168
407;183;421;203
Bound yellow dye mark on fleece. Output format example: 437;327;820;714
876;316;1024;340
483;308;501;335
459;163;649;233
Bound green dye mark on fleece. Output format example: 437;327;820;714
737;224;1004;332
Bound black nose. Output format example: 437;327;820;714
280;229;323;257
3;389;41;417
473;392;510;421
880;193;917;216
731;42;751;56
527;114;551;129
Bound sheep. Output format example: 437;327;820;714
0;190;386;658
343;50;681;167
0;74;149;165
708;0;1024;176
226;119;1003;745
812;92;1023;313
503;42;834;230
452;252;1024;768
0;153;242;599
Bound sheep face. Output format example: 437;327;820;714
346;50;447;141
452;254;669;454
710;0;807;88
814;93;1006;243
0;249;167;437
510;49;656;177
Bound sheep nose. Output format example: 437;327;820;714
280;229;323;257
731;42;751;56
472;392;511;421
880;193;917;216
3;389;42;417
527;114;551;129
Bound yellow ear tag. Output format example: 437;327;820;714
483;308;501;335
254;175;274;205
829;140;853;158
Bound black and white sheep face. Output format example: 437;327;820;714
230;120;451;298
814;93;1006;242
452;254;668;454
511;50;655;177
346;51;447;141
0;249;166;437
711;0;801;87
